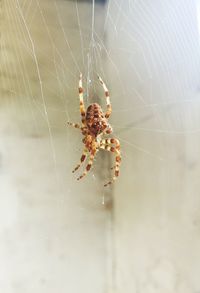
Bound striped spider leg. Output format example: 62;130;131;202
79;73;86;125
77;149;98;181
67;123;89;173
72;148;88;173
100;138;121;187
67;73;88;173
67;72;86;130
98;75;112;118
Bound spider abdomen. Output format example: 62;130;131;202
86;103;108;136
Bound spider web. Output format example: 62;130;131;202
1;0;200;292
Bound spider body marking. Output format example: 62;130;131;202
67;73;121;187
86;103;108;136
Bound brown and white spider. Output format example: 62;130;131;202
67;73;121;187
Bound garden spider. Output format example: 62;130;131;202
67;73;121;187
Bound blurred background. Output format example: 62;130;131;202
1;0;200;292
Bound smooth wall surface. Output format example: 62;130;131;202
1;0;200;292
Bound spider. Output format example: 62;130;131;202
67;73;121;187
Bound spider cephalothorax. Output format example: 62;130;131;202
82;134;98;152
67;73;121;187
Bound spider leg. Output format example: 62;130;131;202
77;150;97;181
98;75;112;119
67;122;81;129
72;148;88;173
67;122;89;137
100;138;121;187
105;124;113;134
79;73;86;124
